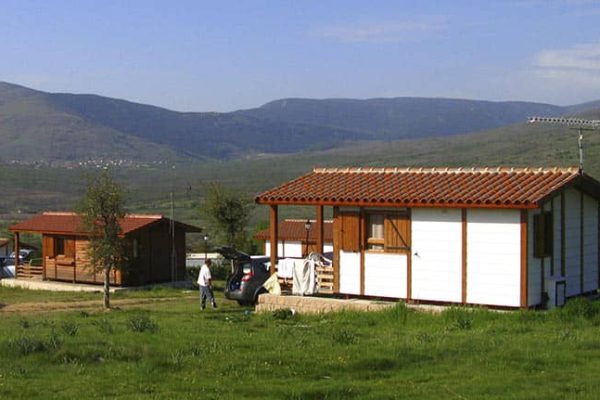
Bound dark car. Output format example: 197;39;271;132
217;246;271;306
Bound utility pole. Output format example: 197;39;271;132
528;117;600;173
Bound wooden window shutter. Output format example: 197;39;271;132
384;213;410;254
340;212;360;252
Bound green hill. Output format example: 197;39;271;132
3;81;597;163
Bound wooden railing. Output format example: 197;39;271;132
16;263;44;279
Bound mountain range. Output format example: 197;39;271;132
1;81;599;163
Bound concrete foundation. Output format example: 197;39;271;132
256;293;397;314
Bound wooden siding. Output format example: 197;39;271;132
339;212;360;252
38;219;188;286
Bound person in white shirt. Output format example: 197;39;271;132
197;259;217;309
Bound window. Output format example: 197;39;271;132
55;238;65;256
533;212;553;258
366;211;410;254
367;213;384;250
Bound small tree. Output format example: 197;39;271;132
202;183;253;251
77;171;126;309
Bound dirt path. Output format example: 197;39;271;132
0;296;192;314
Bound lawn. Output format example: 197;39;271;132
1;285;600;399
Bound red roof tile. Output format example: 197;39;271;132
254;219;333;242
256;167;600;209
9;212;201;235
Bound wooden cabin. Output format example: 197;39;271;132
254;219;334;257
256;167;600;309
9;212;201;286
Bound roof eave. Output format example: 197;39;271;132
256;198;539;209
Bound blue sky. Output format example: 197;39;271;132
1;0;600;111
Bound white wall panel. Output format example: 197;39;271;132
583;195;599;292
339;251;360;295
527;210;543;307
564;188;582;296
467;209;521;307
411;208;462;303
364;253;407;298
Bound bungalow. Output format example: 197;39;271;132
254;219;333;258
256;167;600;309
9;212;202;286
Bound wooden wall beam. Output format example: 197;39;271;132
316;205;324;255
269;205;278;275
14;232;20;276
462;208;467;304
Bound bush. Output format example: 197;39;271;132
559;297;599;320
61;321;79;337
332;329;357;345
10;337;47;355
127;315;159;333
272;308;295;320
93;318;114;334
443;307;473;331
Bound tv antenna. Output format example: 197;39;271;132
528;116;600;173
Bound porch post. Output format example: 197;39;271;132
14;232;20;276
269;205;278;275
316;205;324;254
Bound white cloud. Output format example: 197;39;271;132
527;40;600;104
313;17;445;44
534;40;600;71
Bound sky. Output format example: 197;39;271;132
1;0;600;112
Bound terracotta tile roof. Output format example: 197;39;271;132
256;167;600;209
9;212;201;235
254;219;333;242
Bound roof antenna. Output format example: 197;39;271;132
528;116;600;174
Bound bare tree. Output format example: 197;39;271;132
77;171;126;309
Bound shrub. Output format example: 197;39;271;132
127;315;159;333
46;331;62;350
385;302;409;324
10;337;47;355
560;297;599;320
18;319;31;329
272;308;295;320
61;321;79;337
93;318;114;334
443;307;473;331
332;329;357;345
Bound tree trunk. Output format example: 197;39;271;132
104;267;111;309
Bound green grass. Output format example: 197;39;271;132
0;288;600;399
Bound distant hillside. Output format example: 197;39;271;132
1;81;599;163
239;97;567;139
